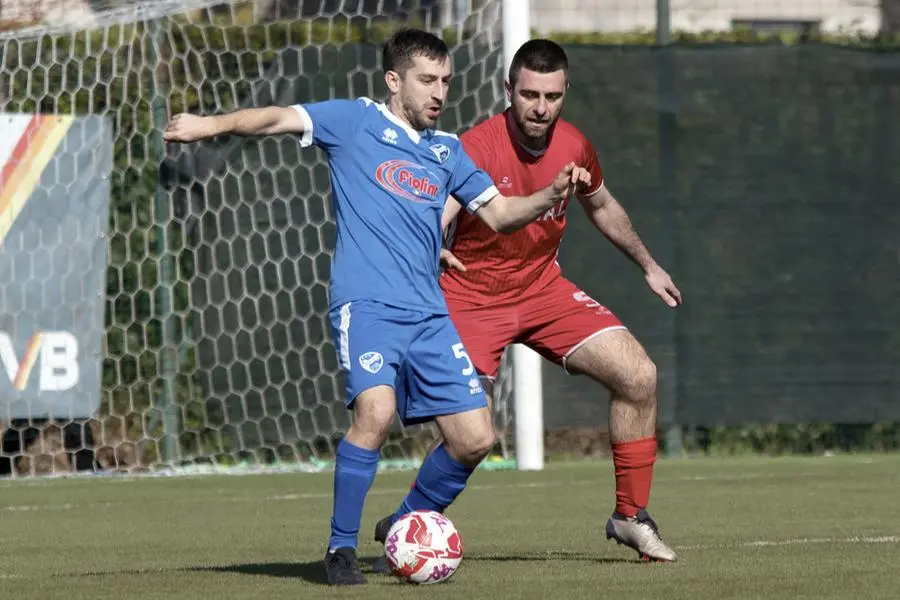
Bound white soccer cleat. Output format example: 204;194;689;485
606;509;678;562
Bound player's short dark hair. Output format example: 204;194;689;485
508;39;569;87
382;28;450;76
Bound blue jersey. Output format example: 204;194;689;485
292;98;498;315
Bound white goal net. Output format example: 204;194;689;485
0;0;516;477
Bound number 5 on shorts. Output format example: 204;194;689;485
452;343;475;376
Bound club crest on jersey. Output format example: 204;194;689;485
429;143;451;164
359;351;384;374
375;159;441;203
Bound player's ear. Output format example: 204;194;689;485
385;69;402;94
504;79;512;102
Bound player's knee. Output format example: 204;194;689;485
627;356;657;404
457;431;495;466
346;386;397;447
471;428;496;460
446;428;495;467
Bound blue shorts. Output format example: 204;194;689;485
329;300;488;426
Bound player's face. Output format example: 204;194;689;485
507;68;567;142
388;54;452;130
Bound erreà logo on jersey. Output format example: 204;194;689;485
375;159;441;203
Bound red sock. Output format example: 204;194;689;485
611;436;657;518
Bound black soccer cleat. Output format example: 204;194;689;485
324;547;367;585
374;514;393;544
371;514;395;575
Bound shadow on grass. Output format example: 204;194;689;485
69;551;638;585
188;552;638;585
466;551;637;565
192;562;329;584
190;555;385;586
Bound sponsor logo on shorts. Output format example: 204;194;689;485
468;377;483;395
573;291;612;314
359;351;384;374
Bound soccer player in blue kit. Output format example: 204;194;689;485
164;28;593;585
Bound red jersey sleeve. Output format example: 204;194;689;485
581;135;604;196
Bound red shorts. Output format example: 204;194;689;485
446;277;626;378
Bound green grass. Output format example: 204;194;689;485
1;455;898;599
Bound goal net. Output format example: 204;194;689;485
0;0;515;477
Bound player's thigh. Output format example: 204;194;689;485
520;279;627;373
446;298;517;381
400;315;489;429
564;327;657;398
329;300;407;414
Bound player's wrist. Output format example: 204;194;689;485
216;114;239;136
640;259;660;274
547;182;567;202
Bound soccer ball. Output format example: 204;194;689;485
383;510;463;584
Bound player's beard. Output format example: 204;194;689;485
403;95;441;130
514;111;553;145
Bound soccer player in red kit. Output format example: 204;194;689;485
441;39;681;562
373;39;680;564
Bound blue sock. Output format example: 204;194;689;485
328;438;380;550
391;444;474;525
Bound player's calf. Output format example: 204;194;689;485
377;407;494;556
401;408;494;517
564;330;675;558
325;386;397;585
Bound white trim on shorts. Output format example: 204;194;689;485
338;302;352;370
560;325;628;374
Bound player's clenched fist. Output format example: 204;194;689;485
163;113;219;143
551;161;592;197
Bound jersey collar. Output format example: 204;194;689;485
376;103;429;144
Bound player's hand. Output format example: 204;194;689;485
440;249;466;272
551;162;592;198
163;113;219;143
644;264;682;308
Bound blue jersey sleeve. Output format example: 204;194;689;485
447;148;499;213
291;98;369;150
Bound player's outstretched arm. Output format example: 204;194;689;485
163;107;305;143
476;162;591;233
578;186;682;307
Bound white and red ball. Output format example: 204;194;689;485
383;510;463;584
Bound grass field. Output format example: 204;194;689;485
1;454;898;599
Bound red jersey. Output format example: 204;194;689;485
441;109;604;305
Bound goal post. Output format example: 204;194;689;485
0;0;550;476
501;0;545;471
